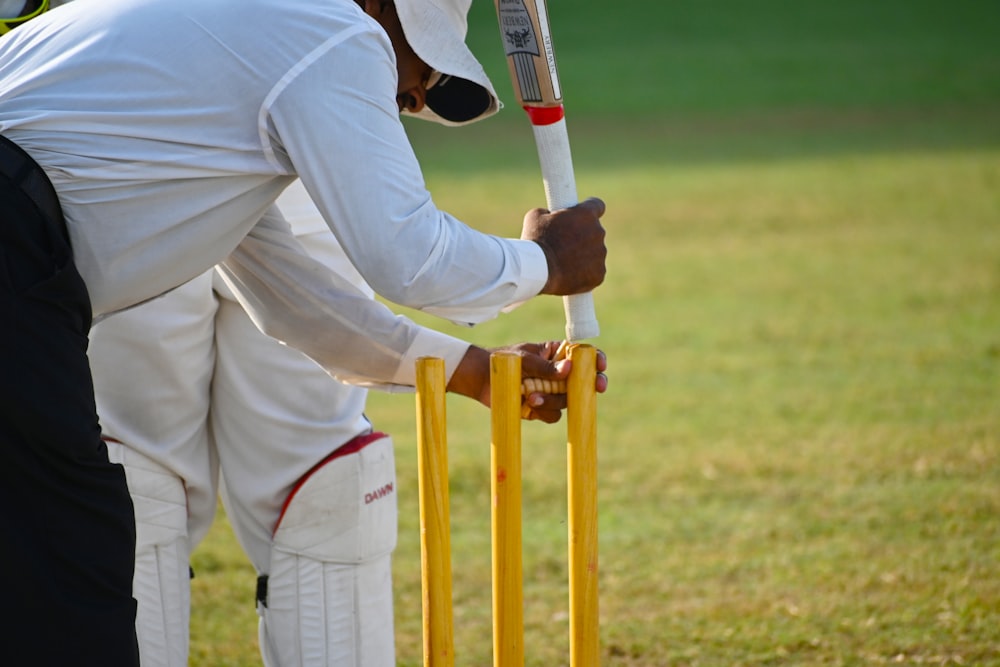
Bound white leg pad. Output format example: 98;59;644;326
258;434;397;667
106;440;191;667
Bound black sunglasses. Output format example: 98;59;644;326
1;0;49;36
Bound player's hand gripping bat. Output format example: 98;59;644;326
495;0;599;342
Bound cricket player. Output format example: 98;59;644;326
0;0;607;664
89;181;398;667
90;181;578;667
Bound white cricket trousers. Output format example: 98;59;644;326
88;192;396;666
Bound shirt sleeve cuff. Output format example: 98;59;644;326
391;326;472;388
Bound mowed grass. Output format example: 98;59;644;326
188;1;1000;665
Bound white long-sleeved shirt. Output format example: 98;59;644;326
0;0;548;389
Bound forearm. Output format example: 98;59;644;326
445;345;490;403
270;49;547;324
219;219;470;390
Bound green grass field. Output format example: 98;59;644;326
189;1;1000;664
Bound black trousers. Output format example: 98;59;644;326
0;137;139;666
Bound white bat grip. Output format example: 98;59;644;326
531;119;600;341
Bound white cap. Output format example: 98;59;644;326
394;0;502;126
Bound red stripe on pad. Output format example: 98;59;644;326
273;431;389;535
523;104;565;126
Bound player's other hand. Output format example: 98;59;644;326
521;197;607;297
517;340;607;423
448;341;608;424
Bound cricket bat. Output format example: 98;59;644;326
495;0;599;342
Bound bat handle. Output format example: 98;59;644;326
563;291;598;342
530;114;600;341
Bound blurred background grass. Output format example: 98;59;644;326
190;1;1000;664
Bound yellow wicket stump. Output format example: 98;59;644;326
415;357;454;667
567;344;599;667
415;345;599;666
491;352;524;667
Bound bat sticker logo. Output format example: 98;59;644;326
497;0;543;102
498;0;539;57
505;28;534;51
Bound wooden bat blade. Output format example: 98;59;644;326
496;0;562;108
